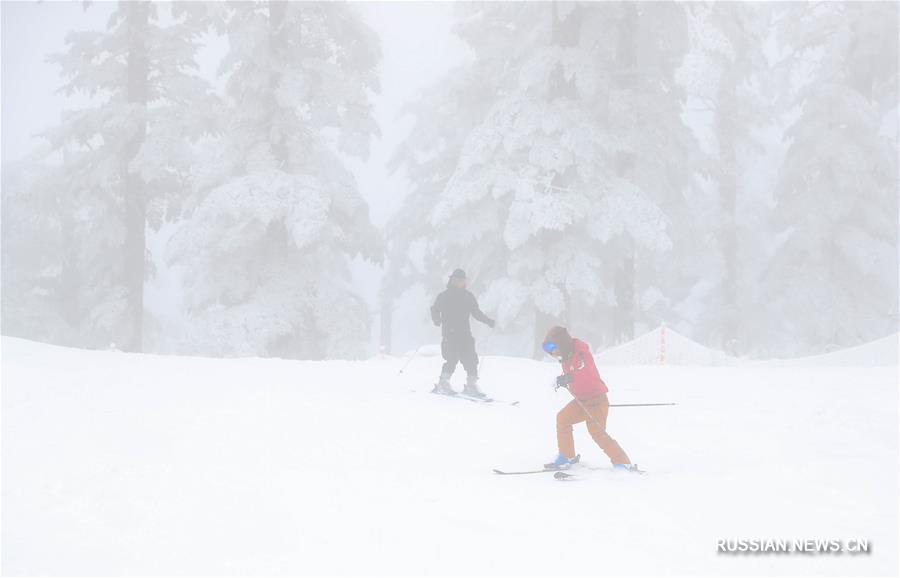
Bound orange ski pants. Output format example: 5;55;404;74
557;392;630;465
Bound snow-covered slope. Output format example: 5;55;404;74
595;325;899;367
2;337;897;576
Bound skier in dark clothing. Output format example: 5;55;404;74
430;269;495;397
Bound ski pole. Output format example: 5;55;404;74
554;383;675;430
398;344;423;375
570;394;677;411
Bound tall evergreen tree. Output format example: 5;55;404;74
37;2;217;350
169;2;382;359
594;2;697;347
767;2;898;354
1;158;71;344
389;3;694;356
670;3;778;353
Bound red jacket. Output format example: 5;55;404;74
560;339;608;399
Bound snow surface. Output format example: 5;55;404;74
2;336;897;576
594;325;899;367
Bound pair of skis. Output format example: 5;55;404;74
550;466;645;480
493;454;584;476
493;461;645;480
429;389;519;406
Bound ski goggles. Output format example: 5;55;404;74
542;341;558;354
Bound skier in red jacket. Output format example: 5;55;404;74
541;326;633;470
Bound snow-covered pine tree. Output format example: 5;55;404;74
669;3;779;354
38;1;217;350
766;2;898;354
1;158;72;344
411;3;694;356
591;2;698;347
168;2;382;359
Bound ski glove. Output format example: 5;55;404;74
556;374;573;389
430;306;441;326
486;318;495;329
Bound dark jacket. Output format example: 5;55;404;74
431;285;493;340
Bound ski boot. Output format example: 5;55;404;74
544;453;580;471
431;372;456;395
613;463;641;473
462;376;487;398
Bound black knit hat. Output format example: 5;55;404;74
450;268;466;280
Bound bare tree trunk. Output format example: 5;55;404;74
379;301;393;355
58;198;82;345
718;76;739;353
123;1;150;352
612;4;638;343
269;1;289;166
613;239;636;343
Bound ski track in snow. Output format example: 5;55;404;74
2;337;897;576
